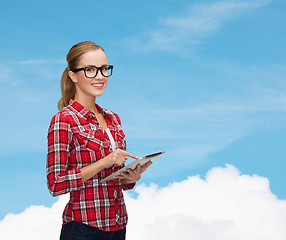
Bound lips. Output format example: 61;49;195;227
91;82;104;88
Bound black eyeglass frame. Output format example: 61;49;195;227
71;65;114;78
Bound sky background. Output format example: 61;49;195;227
0;0;286;239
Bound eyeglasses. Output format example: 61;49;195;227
71;65;113;78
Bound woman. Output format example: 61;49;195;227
46;41;151;240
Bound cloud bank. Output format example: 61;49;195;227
1;164;286;240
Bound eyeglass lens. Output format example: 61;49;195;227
85;66;112;78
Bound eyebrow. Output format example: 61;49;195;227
85;64;108;68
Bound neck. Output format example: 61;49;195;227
74;94;97;113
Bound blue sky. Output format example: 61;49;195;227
0;0;285;220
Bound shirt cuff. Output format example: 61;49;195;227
122;182;136;190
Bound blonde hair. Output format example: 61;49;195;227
57;41;105;110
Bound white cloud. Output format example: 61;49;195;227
0;196;67;240
126;164;286;240
1;164;286;240
126;0;272;53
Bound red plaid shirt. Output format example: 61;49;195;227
46;99;135;231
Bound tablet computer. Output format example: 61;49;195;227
100;151;165;183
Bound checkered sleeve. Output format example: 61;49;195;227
46;113;82;197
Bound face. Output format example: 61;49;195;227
69;49;109;100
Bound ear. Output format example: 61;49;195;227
68;71;78;83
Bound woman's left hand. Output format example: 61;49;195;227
116;161;153;184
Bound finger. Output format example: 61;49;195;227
116;172;130;179
116;175;125;179
144;161;152;167
119;156;127;164
135;164;142;173
140;161;152;172
122;150;138;159
141;161;152;168
125;168;134;174
116;158;126;167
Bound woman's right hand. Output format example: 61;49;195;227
80;149;137;183
101;149;138;169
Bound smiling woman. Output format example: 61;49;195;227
57;41;106;110
46;41;152;240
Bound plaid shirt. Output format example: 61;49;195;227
46;99;135;231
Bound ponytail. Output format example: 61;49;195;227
57;67;76;110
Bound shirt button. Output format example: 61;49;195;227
114;189;117;199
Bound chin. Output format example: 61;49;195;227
94;91;104;97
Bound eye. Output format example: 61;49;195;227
86;67;95;72
101;65;109;71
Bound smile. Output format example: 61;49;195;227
91;83;104;88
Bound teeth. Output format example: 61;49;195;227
92;83;103;87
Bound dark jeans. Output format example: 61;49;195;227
60;221;126;240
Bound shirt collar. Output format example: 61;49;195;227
68;99;112;121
